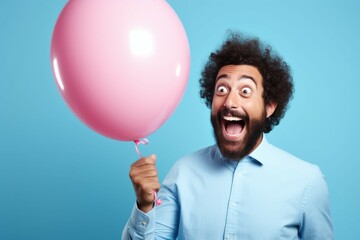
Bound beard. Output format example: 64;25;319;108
211;107;267;160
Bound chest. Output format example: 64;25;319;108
177;166;303;239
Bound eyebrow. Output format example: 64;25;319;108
216;74;257;86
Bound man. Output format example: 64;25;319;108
122;32;333;239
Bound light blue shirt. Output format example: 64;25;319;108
122;137;333;239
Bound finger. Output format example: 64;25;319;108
131;174;158;185
140;182;161;195
131;164;157;173
131;154;157;167
153;182;161;192
129;166;158;182
130;167;158;178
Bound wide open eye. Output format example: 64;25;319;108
216;85;229;95
240;87;252;97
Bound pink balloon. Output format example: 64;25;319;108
51;0;190;141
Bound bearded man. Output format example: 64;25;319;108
122;32;333;240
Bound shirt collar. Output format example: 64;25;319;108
214;134;271;166
248;134;270;166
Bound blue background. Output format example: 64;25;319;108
1;0;359;239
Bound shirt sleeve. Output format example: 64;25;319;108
299;166;333;239
121;184;180;240
121;203;156;240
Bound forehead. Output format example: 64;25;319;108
217;65;263;84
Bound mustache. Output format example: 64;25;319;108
219;107;249;121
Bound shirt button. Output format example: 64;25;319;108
225;234;233;240
141;221;147;226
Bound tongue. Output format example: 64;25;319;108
226;122;243;135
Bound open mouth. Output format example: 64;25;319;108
222;116;245;139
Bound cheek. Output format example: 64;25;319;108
211;105;219;117
211;97;223;114
244;99;265;117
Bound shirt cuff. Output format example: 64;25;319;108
129;202;156;234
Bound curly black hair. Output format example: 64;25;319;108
200;32;294;133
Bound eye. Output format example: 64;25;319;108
241;87;252;96
216;85;229;95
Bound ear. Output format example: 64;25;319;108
265;101;277;118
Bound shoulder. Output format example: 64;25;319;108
260;142;330;209
173;145;218;168
162;145;218;183
264;142;321;176
258;142;328;196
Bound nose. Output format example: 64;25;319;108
224;90;239;109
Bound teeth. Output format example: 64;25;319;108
223;116;242;121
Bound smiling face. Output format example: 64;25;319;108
211;65;277;160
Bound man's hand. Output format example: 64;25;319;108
129;154;160;213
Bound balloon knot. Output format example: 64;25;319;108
133;138;149;158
